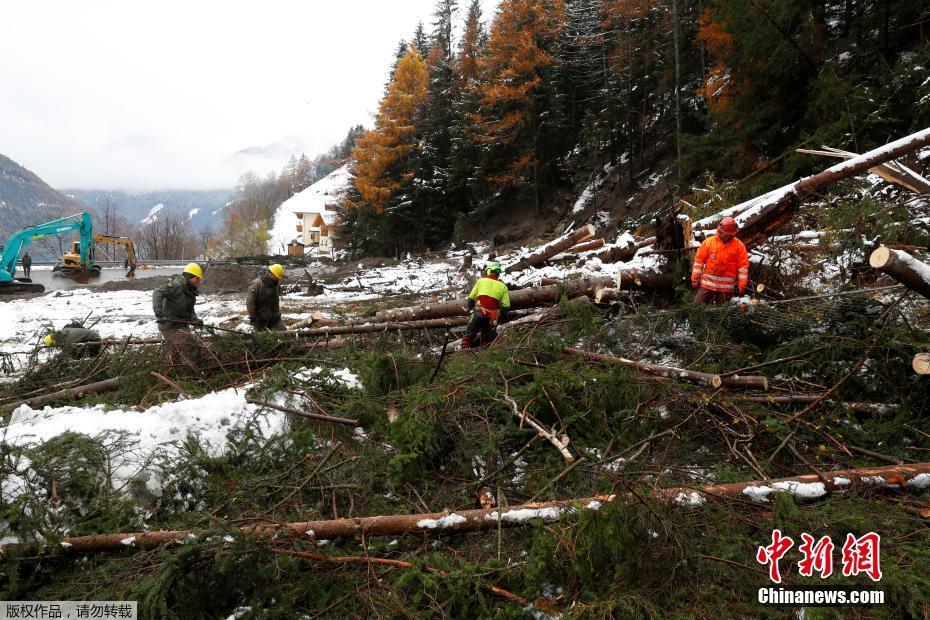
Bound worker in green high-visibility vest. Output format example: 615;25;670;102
462;262;511;349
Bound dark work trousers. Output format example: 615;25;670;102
462;313;497;348
694;287;734;305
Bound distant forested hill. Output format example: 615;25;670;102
0;153;90;243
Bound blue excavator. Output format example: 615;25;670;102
0;212;95;296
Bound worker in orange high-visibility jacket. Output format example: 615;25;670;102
462;262;511;349
691;216;750;304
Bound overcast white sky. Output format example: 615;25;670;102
0;0;498;191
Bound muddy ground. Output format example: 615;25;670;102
99;264;266;295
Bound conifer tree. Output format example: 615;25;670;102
448;0;488;213
472;0;568;208
349;46;429;216
408;0;462;247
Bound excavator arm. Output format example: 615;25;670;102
91;235;139;276
0;212;94;294
94;235;137;264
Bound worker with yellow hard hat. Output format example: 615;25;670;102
44;322;102;358
247;264;285;330
152;263;206;367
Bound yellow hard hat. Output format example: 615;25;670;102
44;334;55;346
183;263;204;278
268;264;285;280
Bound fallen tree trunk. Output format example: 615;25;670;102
10;463;928;555
797;146;930;194
565;238;605;254
869;246;930;300
1;378;122;412
295;317;470;338
374;275;676;322
651;462;930;505
504;225;595;272
736;393;899;414
695;128;930;249
563;347;724;388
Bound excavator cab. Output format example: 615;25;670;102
58;235;140;279
55;239;100;278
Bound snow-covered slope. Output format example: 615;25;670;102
267;165;353;255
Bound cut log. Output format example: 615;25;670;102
594;238;638;264
563;347;723;388
296;317;470;338
615;269;681;290
12;462;930;555
719;375;769;391
1;378;122;412
869;246;930;300
504;225;596;272
594;287;623;304
288;312;330;330
913;353;930;375
565;238;605;254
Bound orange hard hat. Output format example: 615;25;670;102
719;216;739;234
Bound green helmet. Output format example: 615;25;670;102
486;261;503;276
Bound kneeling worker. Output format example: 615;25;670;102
247;264;284;330
462;261;510;349
44;324;102;358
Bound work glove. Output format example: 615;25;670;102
738;287;746;295
691;280;700;288
467;298;476;310
499;308;509;323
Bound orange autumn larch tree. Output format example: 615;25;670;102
472;0;567;190
349;46;429;214
695;7;735;113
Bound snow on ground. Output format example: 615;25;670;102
287;253;470;305
572;162;616;214
1;387;287;506
0;288;246;369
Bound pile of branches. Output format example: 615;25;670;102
2;290;930;617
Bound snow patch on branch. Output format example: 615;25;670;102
416;513;467;529
674;491;707;507
906;473;930;489
772;481;827;500
484;507;567;523
742;486;775;503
